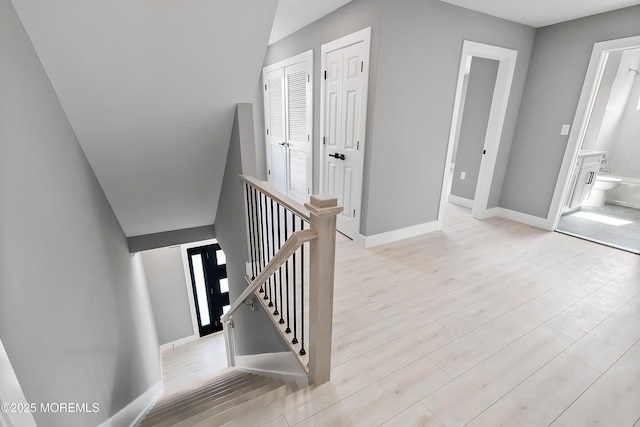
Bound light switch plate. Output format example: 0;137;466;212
561;124;571;135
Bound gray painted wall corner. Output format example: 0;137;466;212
214;105;288;356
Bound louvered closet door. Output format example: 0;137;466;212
284;60;312;204
264;68;287;195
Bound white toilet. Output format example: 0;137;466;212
586;175;622;208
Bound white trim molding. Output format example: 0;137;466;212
448;194;474;209
98;381;163;427
492;207;552;230
235;352;308;388
159;334;199;352
439;40;518;223
356;220;441;249
0;339;36;427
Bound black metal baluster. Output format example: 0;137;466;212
280;203;290;332
276;203;285;325
251;187;263;293
299;215;306;356
262;193;274;307
284;211;298;344
246;184;256;283
291;213;298;345
270;198;278;315
258;192;269;302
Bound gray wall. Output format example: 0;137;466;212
451;57;499;201
260;0;535;235
0;0;161;425
500;5;640;218
214;104;288;355
141;247;195;346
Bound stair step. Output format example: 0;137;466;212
140;375;270;425
145;372;260;416
156;370;245;405
185;382;301;427
140;369;302;427
144;380;288;427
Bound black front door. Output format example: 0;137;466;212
187;243;230;336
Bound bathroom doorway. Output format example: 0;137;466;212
551;35;640;254
438;41;517;223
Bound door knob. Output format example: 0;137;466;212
329;152;345;160
279;142;289;147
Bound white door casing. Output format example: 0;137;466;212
263;50;313;204
549;35;640;230
320;27;371;240
439;41;518;223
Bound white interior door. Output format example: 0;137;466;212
263;51;313;204
264;67;287;195
284;60;312;203
321;29;371;240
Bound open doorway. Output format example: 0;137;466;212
550;35;640;254
438;41;518;223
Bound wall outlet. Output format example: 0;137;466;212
460;171;466;180
560;124;571;135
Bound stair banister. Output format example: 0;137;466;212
220;228;317;323
224;176;342;386
242;176;311;222
305;195;343;385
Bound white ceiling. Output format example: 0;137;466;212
12;0;279;237
269;0;352;44
439;0;640;27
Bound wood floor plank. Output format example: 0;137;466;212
428;301;559;378
379;402;443;427
422;325;573;426
564;293;640;372
467;353;600;426
551;339;640;426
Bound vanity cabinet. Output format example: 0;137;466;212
565;151;605;212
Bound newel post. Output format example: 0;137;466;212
304;195;342;385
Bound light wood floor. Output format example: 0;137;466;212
173;204;640;426
161;332;229;396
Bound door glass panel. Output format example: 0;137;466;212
191;254;211;327
219;278;229;293
216;249;226;265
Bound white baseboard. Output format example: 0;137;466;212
235;352;308;387
159;334;199;352
606;199;640;210
448;194;474;208
493;207;552;230
357;221;441;249
98;381;163;427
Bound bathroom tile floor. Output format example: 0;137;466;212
557;203;640;254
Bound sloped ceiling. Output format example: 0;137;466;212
439;0;640;27
11;0;279;237
269;0;352;45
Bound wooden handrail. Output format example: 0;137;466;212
241;175;311;222
221;228;317;323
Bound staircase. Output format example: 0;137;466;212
139;369;299;426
